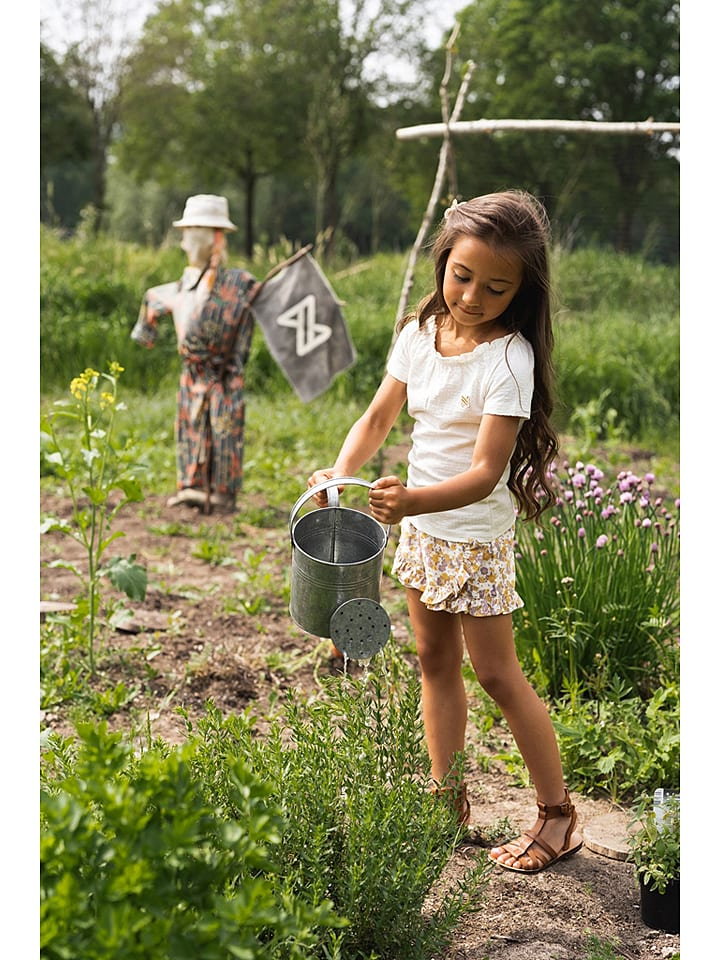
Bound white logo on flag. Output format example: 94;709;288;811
276;294;332;356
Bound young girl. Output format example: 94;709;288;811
308;190;583;874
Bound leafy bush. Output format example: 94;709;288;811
552;682;680;803
185;666;490;960
41;723;341;960
552;248;679;443
40;226;184;393
513;461;679;700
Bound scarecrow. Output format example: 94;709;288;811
131;195;256;513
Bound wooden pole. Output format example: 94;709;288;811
396;118;680;141
392;32;476;334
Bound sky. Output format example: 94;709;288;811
39;0;470;52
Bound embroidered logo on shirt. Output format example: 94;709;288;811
460;394;470;407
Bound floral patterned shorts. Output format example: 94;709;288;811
391;520;524;618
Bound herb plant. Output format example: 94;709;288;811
627;793;680;894
185;661;490;960
513;461;679;699
41;723;341;959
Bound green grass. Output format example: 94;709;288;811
41;231;679;454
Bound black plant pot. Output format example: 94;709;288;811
639;876;680;933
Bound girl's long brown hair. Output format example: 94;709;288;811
400;190;558;520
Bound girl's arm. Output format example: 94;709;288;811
308;374;407;504
368;413;520;523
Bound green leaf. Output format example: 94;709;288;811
102;555;147;601
100;530;126;552
82;485;107;506
115;477;143;502
47;559;83;578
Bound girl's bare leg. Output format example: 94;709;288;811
406;588;466;785
461;612;580;866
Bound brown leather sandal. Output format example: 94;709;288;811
431;780;471;828
489;787;583;874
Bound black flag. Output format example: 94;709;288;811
251;253;356;402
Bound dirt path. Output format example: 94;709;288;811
40;493;680;959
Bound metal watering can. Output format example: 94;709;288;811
289;477;391;660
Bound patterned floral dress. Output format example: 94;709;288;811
132;266;256;499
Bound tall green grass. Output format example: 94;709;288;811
40;230;678;451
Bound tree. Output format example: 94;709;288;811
118;0;312;256
42;0;145;231
117;0;433;256
40;42;95;226
295;0;432;257
450;0;679;251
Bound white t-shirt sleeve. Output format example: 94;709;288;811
386;320;416;384
482;336;534;419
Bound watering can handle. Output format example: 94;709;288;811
289;476;390;540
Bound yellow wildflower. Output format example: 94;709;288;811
99;392;115;409
70;378;87;399
108;361;125;376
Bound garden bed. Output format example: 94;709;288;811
40;491;679;960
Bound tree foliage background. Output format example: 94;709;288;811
40;0;679;262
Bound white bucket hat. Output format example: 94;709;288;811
172;194;237;231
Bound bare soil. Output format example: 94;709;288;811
40;491;680;960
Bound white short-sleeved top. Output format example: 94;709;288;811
386;316;534;542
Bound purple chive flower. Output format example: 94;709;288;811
620;492;633;504
619;479;631;492
617;549;625;557
655;497;664;507
639;496;649;508
651;542;659;553
642;518;652;528
596;534;609;548
572;472;586;488
535;528;545;541
675;498;680;509
564;490;574;502
578;527;586;539
551;515;562;526
645;473;656;484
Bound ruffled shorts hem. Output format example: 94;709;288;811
391;520;524;618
